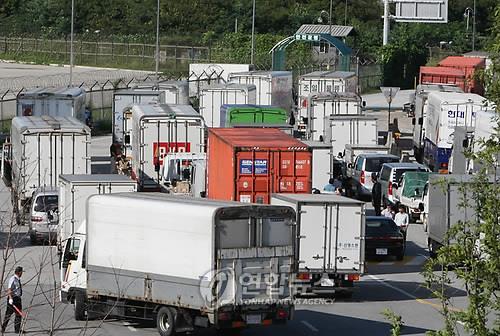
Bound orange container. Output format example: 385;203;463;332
419;66;466;91
207;128;312;204
438;56;485;94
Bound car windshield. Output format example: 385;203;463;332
365;157;399;172
366;218;399;236
34;195;58;212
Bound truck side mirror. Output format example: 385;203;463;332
392;183;398;190
418;117;423;125
347;163;353;169
337;152;344;158
124;135;130;145
462;139;469;148
362;101;367;107
418;203;424;212
412;118;415;125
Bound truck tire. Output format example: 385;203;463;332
156;306;176;336
74;291;87;321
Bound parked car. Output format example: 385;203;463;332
365;216;405;260
29;187;59;245
378;162;429;206
348;153;399;199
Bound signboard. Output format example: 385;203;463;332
380;87;400;104
394;0;448;23
153;142;191;166
239;159;268;175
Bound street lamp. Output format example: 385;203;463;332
155;0;160;83
250;0;256;65
464;0;476;51
69;0;74;86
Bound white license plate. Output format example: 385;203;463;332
246;314;262;325
376;248;388;255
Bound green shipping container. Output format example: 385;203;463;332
221;104;288;127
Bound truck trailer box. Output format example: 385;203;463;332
207;128;312;204
438;56;485;94
327;115;378;158
131;104;206;191
112;89;165;144
298;71;357;122
10;116;91;224
271;193;365;294
419;66;467;92
306;92;363;141
133;80;189;105
199;83;257;127
228;71;293;111
17;87;86;121
58;174;137;249
220;104;288;127
412;84;463;162
85;193;296;330
426;174;497;256
302;141;343;191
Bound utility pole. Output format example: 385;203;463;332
344;0;348;26
383;0;390;45
472;0;476;51
328;0;333;35
155;0;160;84
69;0;75;86
250;0;256;65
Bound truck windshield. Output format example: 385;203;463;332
34;195;58;212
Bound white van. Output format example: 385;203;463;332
29;187;59;244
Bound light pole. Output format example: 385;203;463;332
69;0;75;86
155;0;160;83
328;0;333;35
344;0;348;26
464;1;476;51
250;0;256;65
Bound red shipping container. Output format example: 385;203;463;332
438;56;485;94
419;66;466;91
207;128;312;204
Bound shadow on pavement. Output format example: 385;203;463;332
0;230;31;249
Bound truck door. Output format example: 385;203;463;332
329;204;364;274
61;236;87;298
298;204;329;271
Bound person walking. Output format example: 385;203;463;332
381;204;395;219
323;177;342;193
2;266;24;334
371;173;382;216
394;206;410;238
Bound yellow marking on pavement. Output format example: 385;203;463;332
415;299;462;312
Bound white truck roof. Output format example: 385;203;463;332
272;193;365;205
308;91;360;101
131;103;201;119
11;116;90;134
229;70;291;78
300;71;356;79
59;174;134;183
202;83;256;92
114;89;162;95
18;87;85;99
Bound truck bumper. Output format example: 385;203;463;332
215;303;293;329
294;272;360;295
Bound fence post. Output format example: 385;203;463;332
95;40;98;65
127;41;130;66
174;45;178;71
4;36;7;53
142;42;145;64
111;39;114;63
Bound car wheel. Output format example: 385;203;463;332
156;306;176;336
74;291;87;321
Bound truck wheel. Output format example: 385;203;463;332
156;307;176;336
74;291;87;321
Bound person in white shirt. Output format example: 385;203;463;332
381;204;394;219
2;266;23;334
394;206;410;238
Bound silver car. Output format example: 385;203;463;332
29;188;59;245
378;162;429;205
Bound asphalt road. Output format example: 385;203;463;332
0;134;469;336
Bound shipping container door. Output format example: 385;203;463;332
276;151;311;195
329;204;364;273
235;151;271;203
298;204;329;271
309;105;328;141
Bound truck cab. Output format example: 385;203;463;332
60;232;87;318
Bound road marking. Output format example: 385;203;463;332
123;322;137;332
300;320;318;332
367;274;462;313
377;261;395;266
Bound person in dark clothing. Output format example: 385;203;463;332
371;173;382;216
2;266;23;334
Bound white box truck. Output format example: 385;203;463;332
327;115;378;158
131;104;206;191
303;141;344;191
423;92;493;173
228;71;293;111
298;71;357;125
426;174;496;257
10;116;91;225
133;80;189;105
60;193;296;334
17;87;87;122
189;63;252;97
199;83;257;127
306;92;363;141
58;174;137;250
112;89;165;145
271;194;365;295
411;84;463;162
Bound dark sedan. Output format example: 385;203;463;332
365;216;405;260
